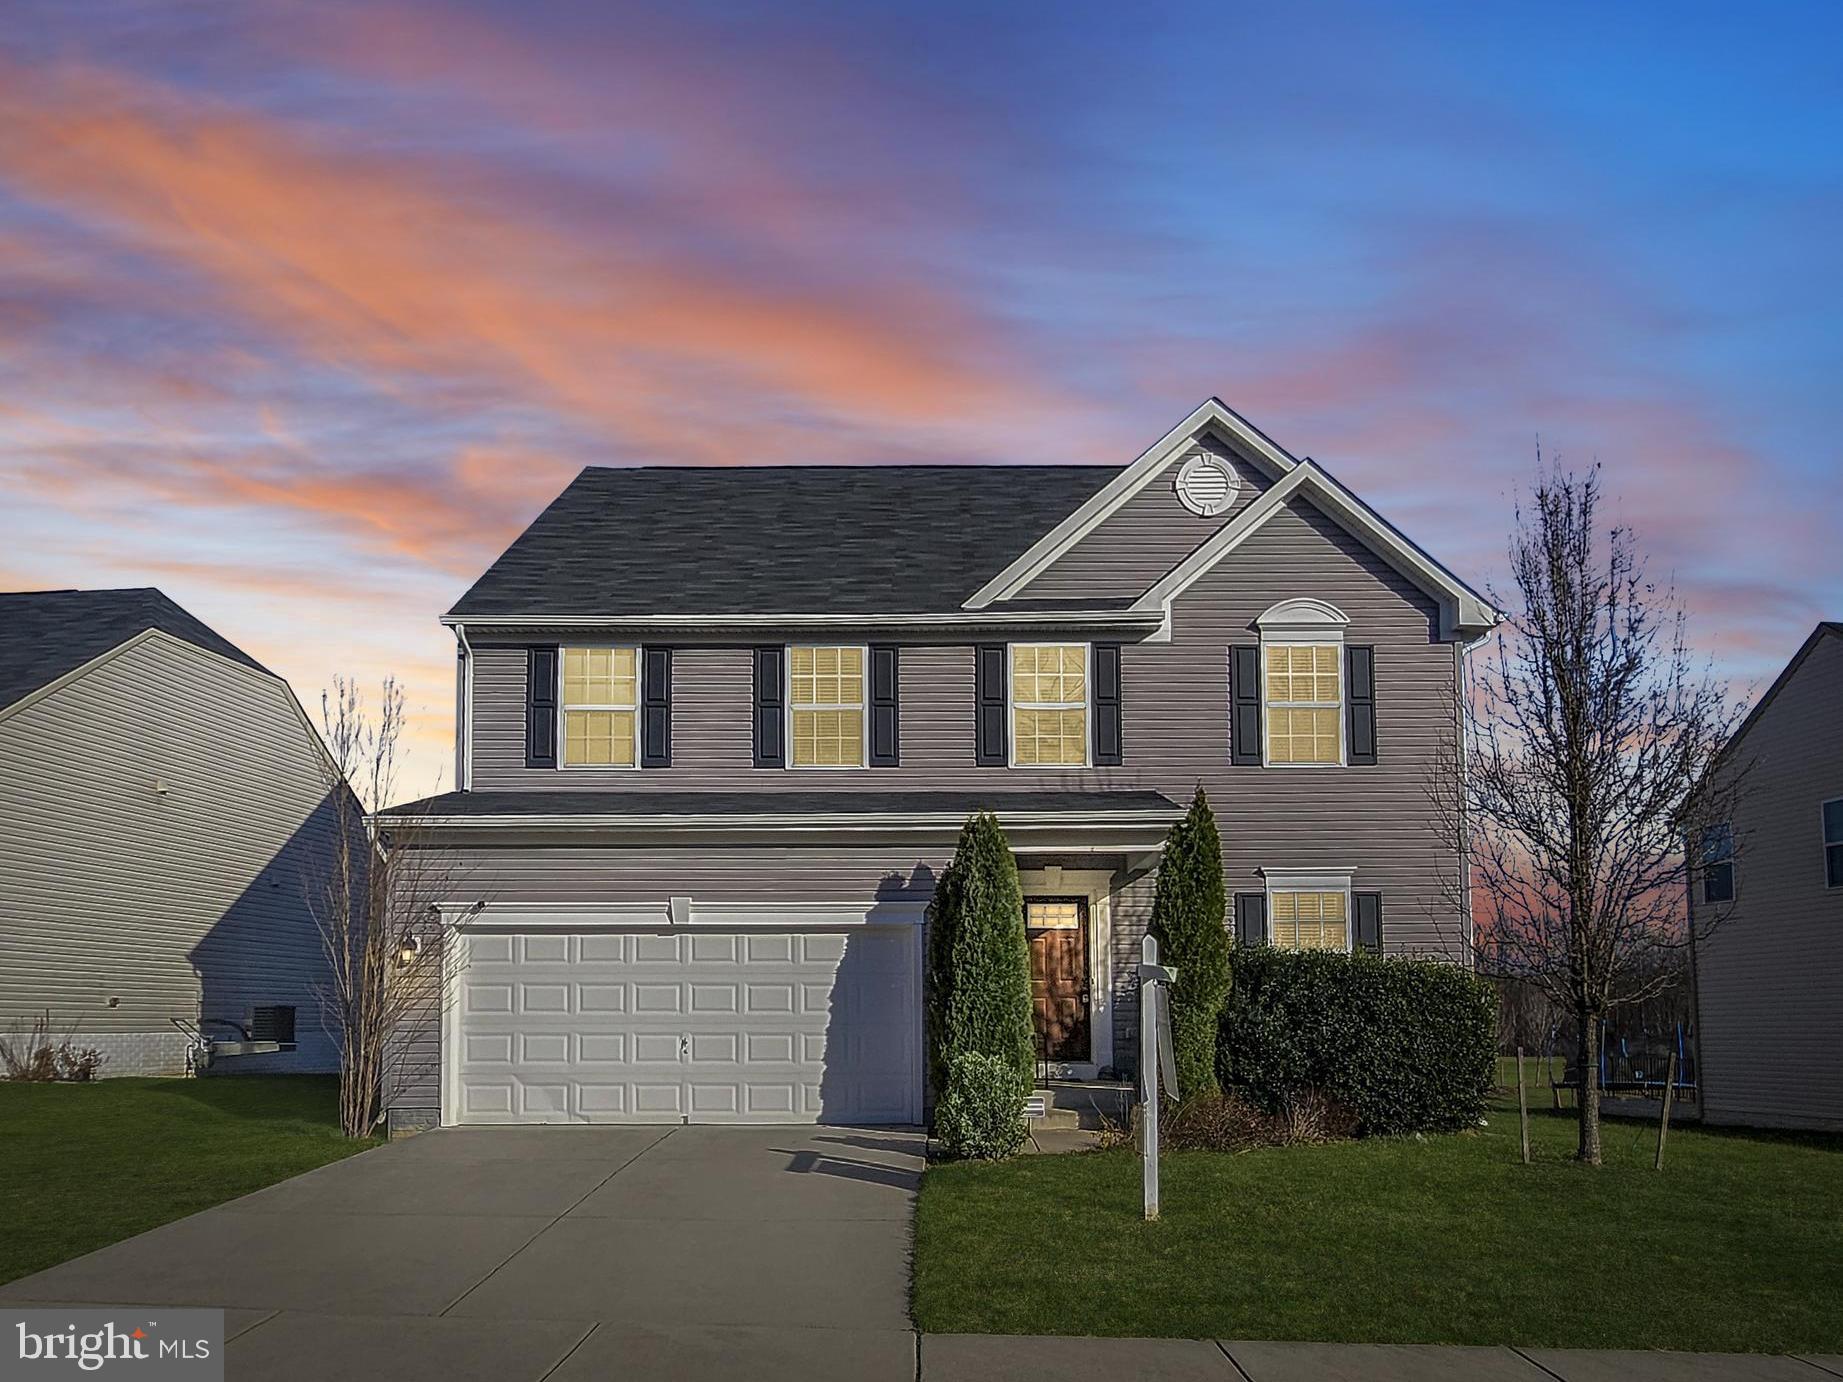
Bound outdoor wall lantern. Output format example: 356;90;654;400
396;931;421;969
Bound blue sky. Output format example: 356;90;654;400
2;1;1838;795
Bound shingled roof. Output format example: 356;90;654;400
446;464;1122;619
0;588;269;712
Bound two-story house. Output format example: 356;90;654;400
0;587;344;1076
1690;622;1843;1131
379;399;1496;1132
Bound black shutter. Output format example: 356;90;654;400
1354;891;1383;954
1092;643;1122;766
752;646;785;768
525;646;558;768
1234;892;1267;947
641;646;672;768
1347;645;1377;766
975;644;1008;766
869;644;901;767
1230;645;1262;766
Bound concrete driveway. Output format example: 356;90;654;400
0;1125;924;1381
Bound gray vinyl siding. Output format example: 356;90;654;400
1691;631;1843;1131
1021;436;1274;601
462;493;1463;957
0;632;341;1075
1110;870;1156;1066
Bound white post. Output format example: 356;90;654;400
1141;935;1158;1219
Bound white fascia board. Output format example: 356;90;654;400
438;609;1164;631
436;899;928;928
962;398;1301;611
1131;463;1499;641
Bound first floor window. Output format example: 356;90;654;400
1012;643;1088;766
562;646;638;766
1264;643;1342;765
790;645;865;767
1825;800;1843;889
1701;823;1735;904
1269;889;1349;951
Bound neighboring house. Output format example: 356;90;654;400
380;398;1497;1130
0;588;342;1076
1690;622;1843;1131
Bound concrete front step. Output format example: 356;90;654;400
1031;1082;1134;1131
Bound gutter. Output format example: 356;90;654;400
453;622;474;792
436;609;1166;632
369;808;1184;832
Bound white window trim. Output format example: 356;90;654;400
1260;868;1355;953
1007;641;1092;770
558;645;641;771
1823;798;1843;890
1259;640;1346;769
1700;822;1737;904
1255;600;1349;770
784;643;870;771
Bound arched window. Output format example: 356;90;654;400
1255;600;1349;767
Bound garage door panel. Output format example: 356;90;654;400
521;934;570;963
633;934;678;962
520;983;572;1014
455;926;918;1125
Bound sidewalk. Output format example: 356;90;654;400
922;1335;1843;1381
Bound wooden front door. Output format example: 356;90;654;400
1026;898;1090;1064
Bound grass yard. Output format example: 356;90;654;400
0;1076;377;1286
913;1085;1843;1351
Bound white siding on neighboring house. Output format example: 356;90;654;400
0;631;342;1076
1693;629;1843;1131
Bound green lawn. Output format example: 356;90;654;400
0;1076;377;1285
913;1085;1843;1351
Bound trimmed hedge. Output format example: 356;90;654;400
1218;948;1496;1136
935;1050;1031;1159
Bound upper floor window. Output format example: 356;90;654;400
1248;598;1353;768
562;646;638;767
1265;644;1343;766
1824;799;1843;889
789;645;865;768
1011;643;1088;767
1700;823;1735;904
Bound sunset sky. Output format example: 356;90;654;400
3;2;1839;801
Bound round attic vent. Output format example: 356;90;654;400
1174;452;1238;517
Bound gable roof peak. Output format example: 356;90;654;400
0;586;269;713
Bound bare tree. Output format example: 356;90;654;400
310;678;458;1138
1431;462;1747;1164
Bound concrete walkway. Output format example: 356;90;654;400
3;1126;1836;1379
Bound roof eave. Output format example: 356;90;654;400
439;608;1168;631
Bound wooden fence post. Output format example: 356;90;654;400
1516;1046;1531;1166
1654;1050;1678;1171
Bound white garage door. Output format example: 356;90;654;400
451;926;921;1125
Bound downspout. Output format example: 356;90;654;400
1683;831;1708;1122
453;623;474;793
1456;634;1479;966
